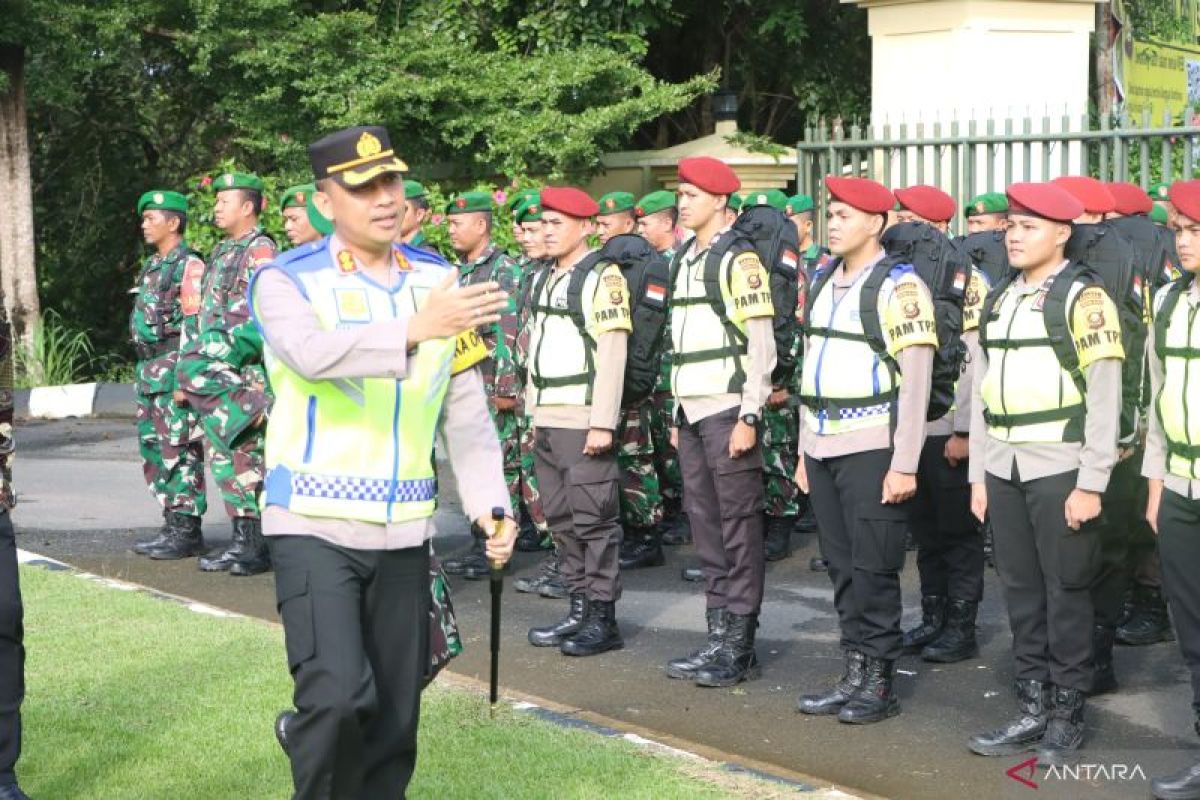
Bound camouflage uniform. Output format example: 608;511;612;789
131;241;208;516
650;247;683;513
617;405;664;530
761;332;802;519
515;257;550;535
177;227;277;518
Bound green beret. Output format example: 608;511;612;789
634;190;675;217
743;189;788;211
506;188;540;211
213;172;263;193
306;191;333;236
446;191;493;215
281;183;315;211
964;192;1009;217
137;190;187;216
727;193;743;211
597;191;636;215
514;196;543;224
404;180;427;200
1149;182;1172;202
785;194;814;215
1151;202;1170;225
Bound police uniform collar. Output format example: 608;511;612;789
556;248;597;273
329;233;403;278
1013;258;1070;292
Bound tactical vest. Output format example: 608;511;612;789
669;239;752;397
253;241;473;524
1153;276;1200;479
527;256;606;407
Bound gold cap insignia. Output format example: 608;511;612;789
356;132;383;159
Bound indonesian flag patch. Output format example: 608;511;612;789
952;270;967;292
645;282;667;304
780;249;798;270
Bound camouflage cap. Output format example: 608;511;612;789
634;190;676;217
137;189;187;216
784;194;814;215
1151;202;1170;225
965;192;1009;217
514;195;543;224
404;180;428;200
446;190;493;215
213;172;264;193
598;191;636;215
742;189;788;211
280;183;315;211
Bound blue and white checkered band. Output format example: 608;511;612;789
832;403;891;421
292;473;437;504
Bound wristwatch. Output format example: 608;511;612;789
740;413;760;427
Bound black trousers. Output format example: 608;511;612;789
1157;488;1200;711
677;407;766;616
806;448;912;661
1092;453;1156;627
987;467;1099;692
269;535;430;800
911;435;984;602
0;512;21;787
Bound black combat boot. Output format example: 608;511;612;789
1036;686;1085;766
620;526;666;570
132;509;172;555
1152;718;1200;800
1116;585;1174;645
515;550;561;595
797;650;866;715
1090;625;1118;695
528;594;587;647
968;679;1050;756
230;517;271;576
922;599;979;663
837;656;900;724
147;512;206;560
443;530;488;577
274;709;295;755
666;608;727;679
694;612;760;687
901;595;946;654
199;518;250;572
515;509;546;552
561;600;623;657
764;515;795;562
537;565;569;599
661;512;692;545
681;566;704;582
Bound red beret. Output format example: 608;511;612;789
1108;181;1154;216
1006;182;1084;224
826;176;895;214
1050;177;1115;216
540;186;599;219
677;157;741;195
895;185;956;223
1169;180;1200;224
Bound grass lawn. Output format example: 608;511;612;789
14;565;802;799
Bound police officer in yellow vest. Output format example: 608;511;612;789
249;125;516;799
525;186;631;658
967;182;1123;766
663;157;776;689
1146;180;1200;800
794;176;937;724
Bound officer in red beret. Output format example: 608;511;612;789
1147;179;1200;800
794;176;937;724
894;185;956;232
524;186;632;657
663;156;776;688
967;182;1124;765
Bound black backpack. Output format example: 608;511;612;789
961;229;1013;285
1107;213;1173;292
704;204;802;386
1157;224;1184;286
531;236;671;407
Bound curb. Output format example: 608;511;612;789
16;383;135;420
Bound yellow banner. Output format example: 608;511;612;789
1125;39;1200;123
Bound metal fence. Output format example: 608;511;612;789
795;110;1200;237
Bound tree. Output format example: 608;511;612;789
0;41;40;350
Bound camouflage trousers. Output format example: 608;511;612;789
206;422;266;519
493;408;522;519
135;390;207;516
762;401;800;518
649;391;683;510
618;405;664;530
519;413;549;533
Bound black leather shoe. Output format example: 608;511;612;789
619;528;665;570
1089;625;1118;696
274;709;295;756
1036;686;1085;766
837;656;900;724
797;650;865;715
133;509;172;555
1116;586;1174;646
199;518;251;572
764;515;795;562
229;518;271;576
528;594;587;647
922;599;979;663
694;612;760;687
809;556;828;572
666;608;726;679
661;513;692;545
561;600;623;657
1152;760;1200;799
902;595;946;653
147;511;206;560
681;566;704;582
968;679;1049;756
0;782;31;800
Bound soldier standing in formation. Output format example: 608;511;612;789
280;184;322;247
964;192;1010;234
177;172;278;576
129;190;209;560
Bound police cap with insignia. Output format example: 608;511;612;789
597;191;636;215
964;192;1008;218
634;190;675;217
1108;181;1153;216
895;185;956;223
1006;182;1084;223
308;125;408;188
213;172;264;193
826;176;895;214
446;191;493;215
785;194;814;216
281;183;315;211
137;190;187;216
1050;176;1115;216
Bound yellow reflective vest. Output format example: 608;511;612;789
1153;277;1200;479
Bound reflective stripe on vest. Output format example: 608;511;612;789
670;246;747;397
798;265;899;436
258;252;455;524
528;266;595;407
980;279;1088;443
1154;283;1200;480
